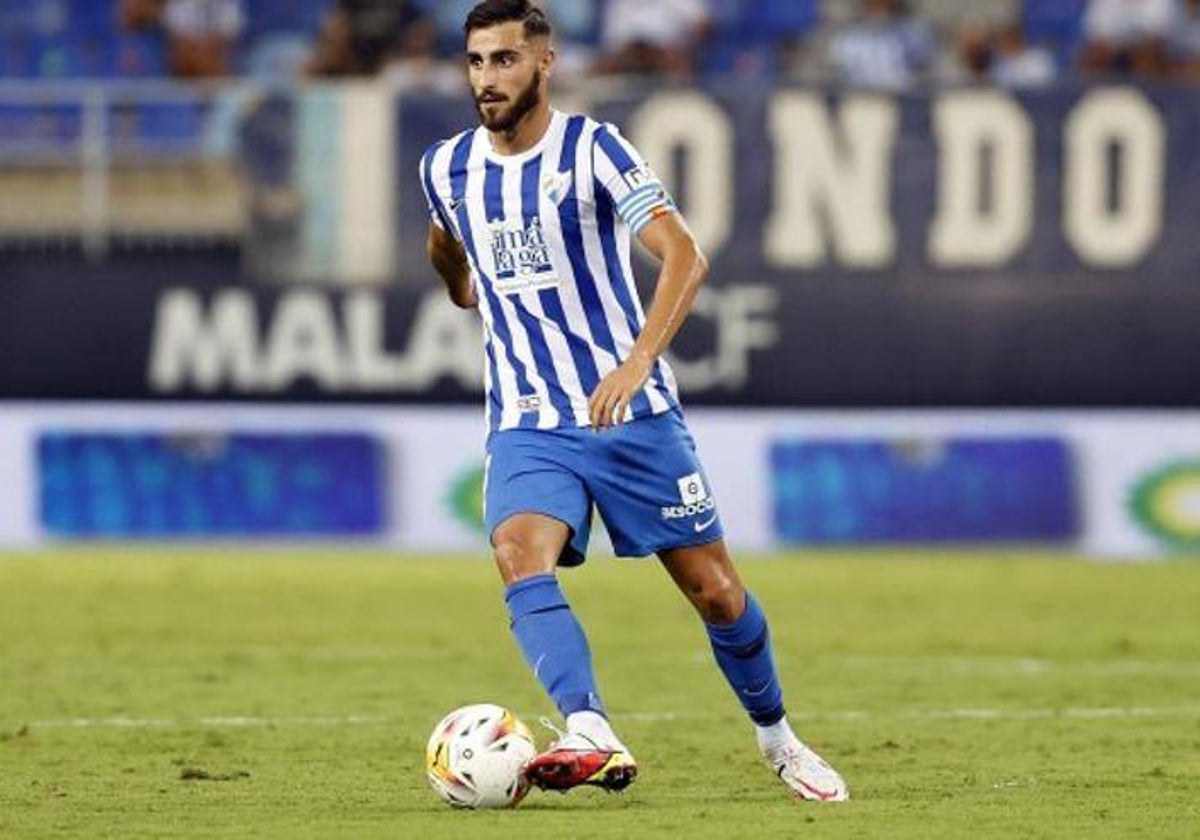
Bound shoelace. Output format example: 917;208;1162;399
763;738;800;759
538;716;568;745
537;717;606;751
767;744;802;771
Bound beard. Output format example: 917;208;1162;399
475;70;542;135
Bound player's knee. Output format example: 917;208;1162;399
493;533;556;585
692;578;745;625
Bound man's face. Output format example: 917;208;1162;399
467;21;549;134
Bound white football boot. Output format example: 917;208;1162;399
763;737;850;802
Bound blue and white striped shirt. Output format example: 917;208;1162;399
420;110;681;432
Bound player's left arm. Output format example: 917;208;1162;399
588;212;708;429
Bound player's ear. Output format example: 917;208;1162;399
540;45;555;76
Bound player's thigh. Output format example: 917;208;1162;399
484;430;592;569
587;410;725;557
491;513;573;584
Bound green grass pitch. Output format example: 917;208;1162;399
2;550;1199;838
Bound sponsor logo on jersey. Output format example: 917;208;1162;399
516;394;542;413
489;216;558;295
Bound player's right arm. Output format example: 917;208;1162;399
421;142;477;309
426;222;477;309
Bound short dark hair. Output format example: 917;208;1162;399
464;0;552;40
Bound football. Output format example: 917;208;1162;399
425;703;539;809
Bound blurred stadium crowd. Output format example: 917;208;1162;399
2;0;1200;89
2;1;1197;247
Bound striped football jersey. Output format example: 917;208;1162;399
420;109;681;432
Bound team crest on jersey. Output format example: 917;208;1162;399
489;216;558;295
541;170;572;205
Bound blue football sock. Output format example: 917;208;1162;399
705;591;786;727
505;574;605;718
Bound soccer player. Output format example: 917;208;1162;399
420;0;849;802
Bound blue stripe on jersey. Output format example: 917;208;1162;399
483;160;505;222
559;116;651;417
482;158;538;429
483;334;503;427
449;135;527;432
595;179;673;409
420;141;453;232
594;125;637;171
513;156;577;424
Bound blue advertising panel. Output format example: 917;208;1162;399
38;432;386;537
770;437;1077;544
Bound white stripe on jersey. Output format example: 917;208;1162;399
420;110;681;432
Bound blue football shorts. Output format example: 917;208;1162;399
483;408;724;565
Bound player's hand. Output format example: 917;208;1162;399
588;355;653;431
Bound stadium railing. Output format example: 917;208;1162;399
0;80;252;258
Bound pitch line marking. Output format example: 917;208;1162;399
22;705;1200;731
26;715;391;729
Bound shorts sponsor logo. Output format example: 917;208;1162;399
662;472;715;520
677;472;708;504
660;498;716;520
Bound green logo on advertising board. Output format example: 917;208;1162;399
1130;462;1200;549
446;464;486;534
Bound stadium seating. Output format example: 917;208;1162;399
702;0;820;78
0;1;1097;83
1022;0;1089;66
0;0;326;80
243;0;329;42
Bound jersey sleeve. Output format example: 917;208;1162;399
592;124;678;236
419;143;453;234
